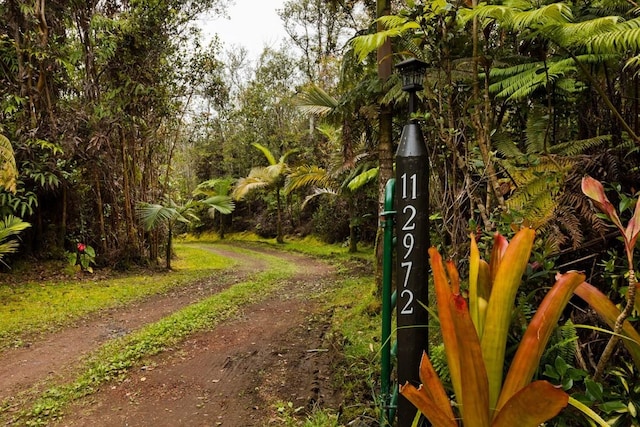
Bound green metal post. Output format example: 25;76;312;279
380;178;395;426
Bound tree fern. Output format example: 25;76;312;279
496;106;613;250
463;2;572;30
488;55;612;101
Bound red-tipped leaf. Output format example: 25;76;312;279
581;176;625;234
450;292;491;427
497;271;585;412
429;247;464;416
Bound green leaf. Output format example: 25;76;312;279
585;379;604;401
599;400;628;414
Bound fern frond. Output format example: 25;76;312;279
509;3;573;30
351;18;419;62
493;133;525;159
550;135;611;155
525;110;549;154
542;16;620;47
586;18;640;53
542;319;579;366
465;3;571;28
429;344;451;386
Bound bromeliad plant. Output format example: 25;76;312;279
401;228;588;426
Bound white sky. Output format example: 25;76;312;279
202;0;289;60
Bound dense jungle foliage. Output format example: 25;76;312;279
2;0;640;424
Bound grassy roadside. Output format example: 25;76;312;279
0;244;233;350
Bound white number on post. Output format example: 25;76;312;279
400;289;414;314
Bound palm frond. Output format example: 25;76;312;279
201;195;235;215
301;187;339;209
232;173;271;200
251;142;277;166
279;148;299;165
347;167;378;191
0;215;30;259
135;202;183;231
295;84;340;116
316;123;342;145
193;177;234;197
285;165;332;194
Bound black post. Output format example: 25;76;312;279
395;59;429;427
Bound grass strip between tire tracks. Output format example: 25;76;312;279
0;244;234;350
8;244;298;426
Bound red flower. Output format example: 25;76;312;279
77;242;86;253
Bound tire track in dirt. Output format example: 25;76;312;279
0;245;267;406
57;247;341;427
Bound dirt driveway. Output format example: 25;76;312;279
0;244;345;426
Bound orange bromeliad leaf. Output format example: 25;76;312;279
497;271;585;412
492;381;568;427
451;292;490;427
481;228;536;412
429;247;464;417
574;281;640;368
417;352;456;421
399;382;458;427
489;232;509;284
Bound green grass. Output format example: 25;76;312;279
0;244;233;350
184;232;374;261
9;245;297;426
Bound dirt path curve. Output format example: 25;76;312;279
0;245;267;405
2;243;342;426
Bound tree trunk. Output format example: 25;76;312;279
276;186;284;243
121;128;138;253
166;226;172;270
93;170;107;255
375;0;394;294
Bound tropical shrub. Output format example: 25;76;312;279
400;228;594;426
